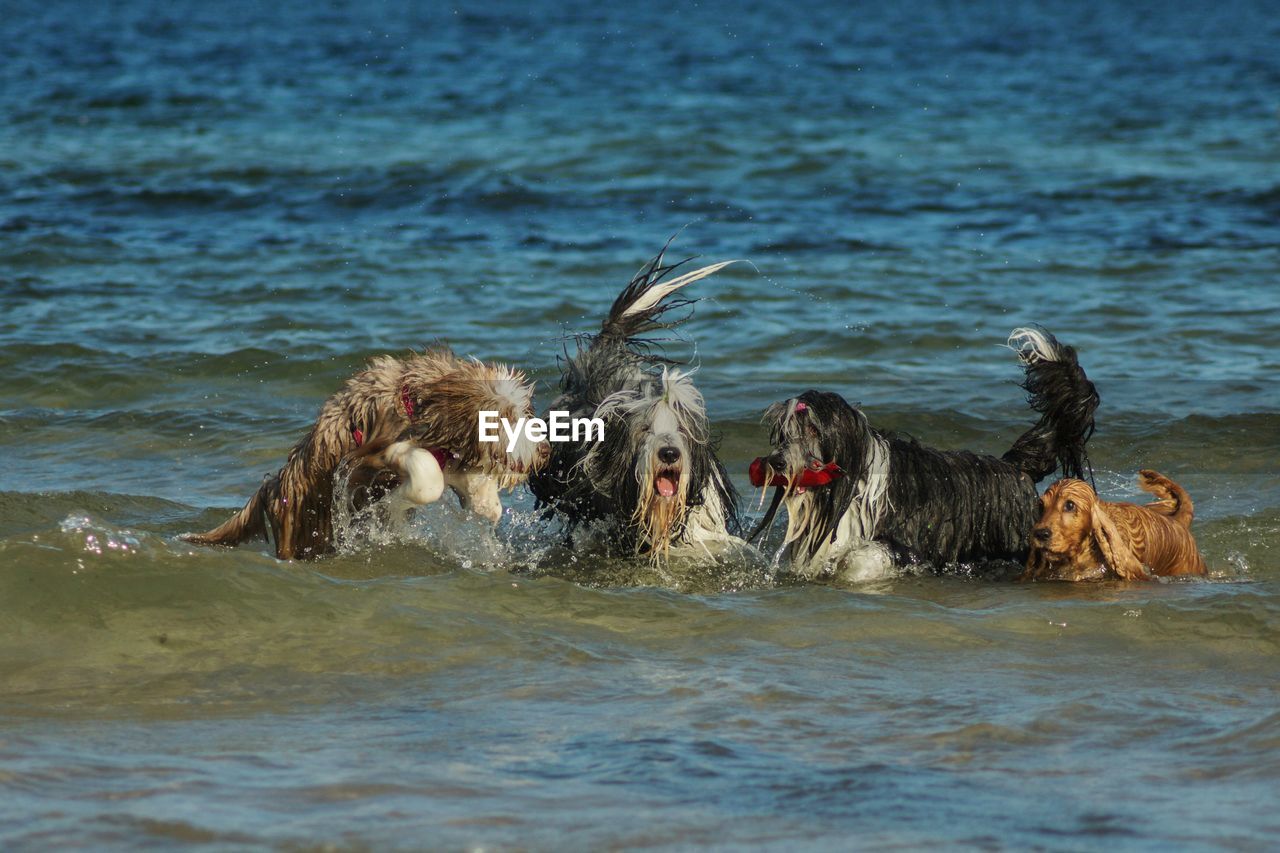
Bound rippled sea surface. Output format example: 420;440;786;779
3;0;1279;848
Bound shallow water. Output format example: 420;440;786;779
2;0;1279;848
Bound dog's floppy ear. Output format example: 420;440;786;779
1089;500;1149;581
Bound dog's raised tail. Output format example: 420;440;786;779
1137;468;1195;528
182;477;273;549
1001;326;1099;483
599;247;737;345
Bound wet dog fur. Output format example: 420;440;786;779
1022;470;1206;581
752;328;1099;578
185;347;547;559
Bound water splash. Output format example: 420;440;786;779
58;513;142;559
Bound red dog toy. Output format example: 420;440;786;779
748;457;843;489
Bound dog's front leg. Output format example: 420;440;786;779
445;467;503;526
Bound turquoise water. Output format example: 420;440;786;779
2;1;1278;848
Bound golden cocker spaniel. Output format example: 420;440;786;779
1022;470;1206;581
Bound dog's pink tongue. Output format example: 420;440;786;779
656;475;677;497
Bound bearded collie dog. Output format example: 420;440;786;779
185;346;548;560
1022;470;1206;582
529;249;741;560
749;328;1099;579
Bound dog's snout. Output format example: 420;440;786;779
767;451;788;470
658;446;681;465
1032;527;1051;543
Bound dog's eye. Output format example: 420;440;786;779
807;425;820;439
1064;499;1076;512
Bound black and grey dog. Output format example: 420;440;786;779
749;328;1098;579
530;249;742;560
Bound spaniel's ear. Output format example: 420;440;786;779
1089;501;1149;581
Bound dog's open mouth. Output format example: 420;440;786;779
653;466;681;498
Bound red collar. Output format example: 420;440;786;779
400;384;416;420
347;385;448;464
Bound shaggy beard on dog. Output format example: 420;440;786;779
530;247;741;559
185;346;546;560
752;327;1099;576
582;368;737;559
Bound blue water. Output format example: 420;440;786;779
2;1;1279;848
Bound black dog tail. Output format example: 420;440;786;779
1001;326;1099;483
597;243;737;347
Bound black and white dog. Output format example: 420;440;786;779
749;328;1098;579
529;249;741;559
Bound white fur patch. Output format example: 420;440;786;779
445;467;503;526
385;441;446;508
619;261;740;318
784;432;892;577
595;367;709;445
1007;327;1059;365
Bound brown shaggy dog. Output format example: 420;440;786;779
1021;470;1206;581
184;347;548;560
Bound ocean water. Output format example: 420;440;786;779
2;0;1279;848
